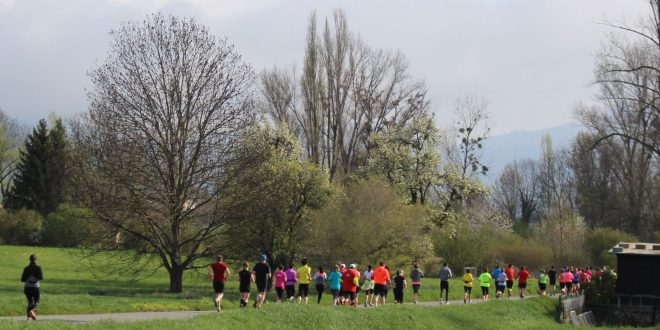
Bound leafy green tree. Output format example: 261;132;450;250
313;177;433;268
368;114;441;204
223;126;333;267
4;119;68;216
584;228;637;268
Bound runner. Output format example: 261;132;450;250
361;265;375;307
297;258;312;304
438;262;453;304
393;270;407;304
284;264;297;302
571;267;580;295
547;266;557;296
409;264;424;304
314;266;327;304
538;269;548;296
252;255;271;309
238;262;254;309
491;265;502;288
338;263;346;305
462;269;473;304
504;264;515;298
517;266;530;298
478;268;492;301
208;255;230;312
341;264;360;307
372;262;391;307
273;265;286;302
495;268;507;299
559;267;574;296
328;265;342;306
21;254;43;321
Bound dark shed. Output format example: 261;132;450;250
609;242;660;296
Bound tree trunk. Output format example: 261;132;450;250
169;266;184;293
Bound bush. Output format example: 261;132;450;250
42;204;96;247
585;228;637;268
0;209;43;245
583;271;617;305
433;222;497;269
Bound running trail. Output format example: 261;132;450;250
0;294;563;323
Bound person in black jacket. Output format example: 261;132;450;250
21;254;43;320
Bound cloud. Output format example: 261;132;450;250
105;0;278;19
0;0;16;11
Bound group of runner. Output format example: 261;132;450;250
208;255;602;311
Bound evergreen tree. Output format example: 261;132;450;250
4;119;68;216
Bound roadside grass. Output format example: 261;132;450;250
1;245;542;316
0;297;585;330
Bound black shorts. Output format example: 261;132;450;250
464;286;472;294
331;289;340;299
549;279;556;286
440;280;449;290
213;281;225;293
496;285;505;293
481;286;489;295
285;285;295;298
539;283;546;291
256;281;268;293
298;284;309;297
239;284;250;293
412;284;421;293
518;283;527;289
343;291;356;302
506;280;513;289
374;284;387;296
275;287;284;298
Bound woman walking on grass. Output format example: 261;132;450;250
393;270;407;304
285;264;297;302
238;262;254;309
463;269;473;303
410;264;423;304
314;266;327;304
479;268;492;301
361;265;375;307
21;254;43;321
273;265;287;302
328;265;342;306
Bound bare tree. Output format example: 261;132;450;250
71;14;256;292
492;159;540;225
584;0;660;158
258;9;429;181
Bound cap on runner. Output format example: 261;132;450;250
260;255;267;261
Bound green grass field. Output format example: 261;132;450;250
1;245;621;330
0;298;575;330
0;245;545;316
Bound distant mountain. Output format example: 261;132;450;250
480;123;582;183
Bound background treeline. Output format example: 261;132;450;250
0;5;656;292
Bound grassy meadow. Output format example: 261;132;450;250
0;245;545;316
0;297;577;330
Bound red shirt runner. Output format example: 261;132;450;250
505;267;515;281
211;262;228;282
517;269;530;284
342;270;360;292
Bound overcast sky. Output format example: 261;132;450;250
0;0;650;134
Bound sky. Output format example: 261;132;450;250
0;0;651;135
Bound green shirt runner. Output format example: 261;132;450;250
478;272;492;287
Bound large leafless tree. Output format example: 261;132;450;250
260;9;429;181
71;14;256;292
